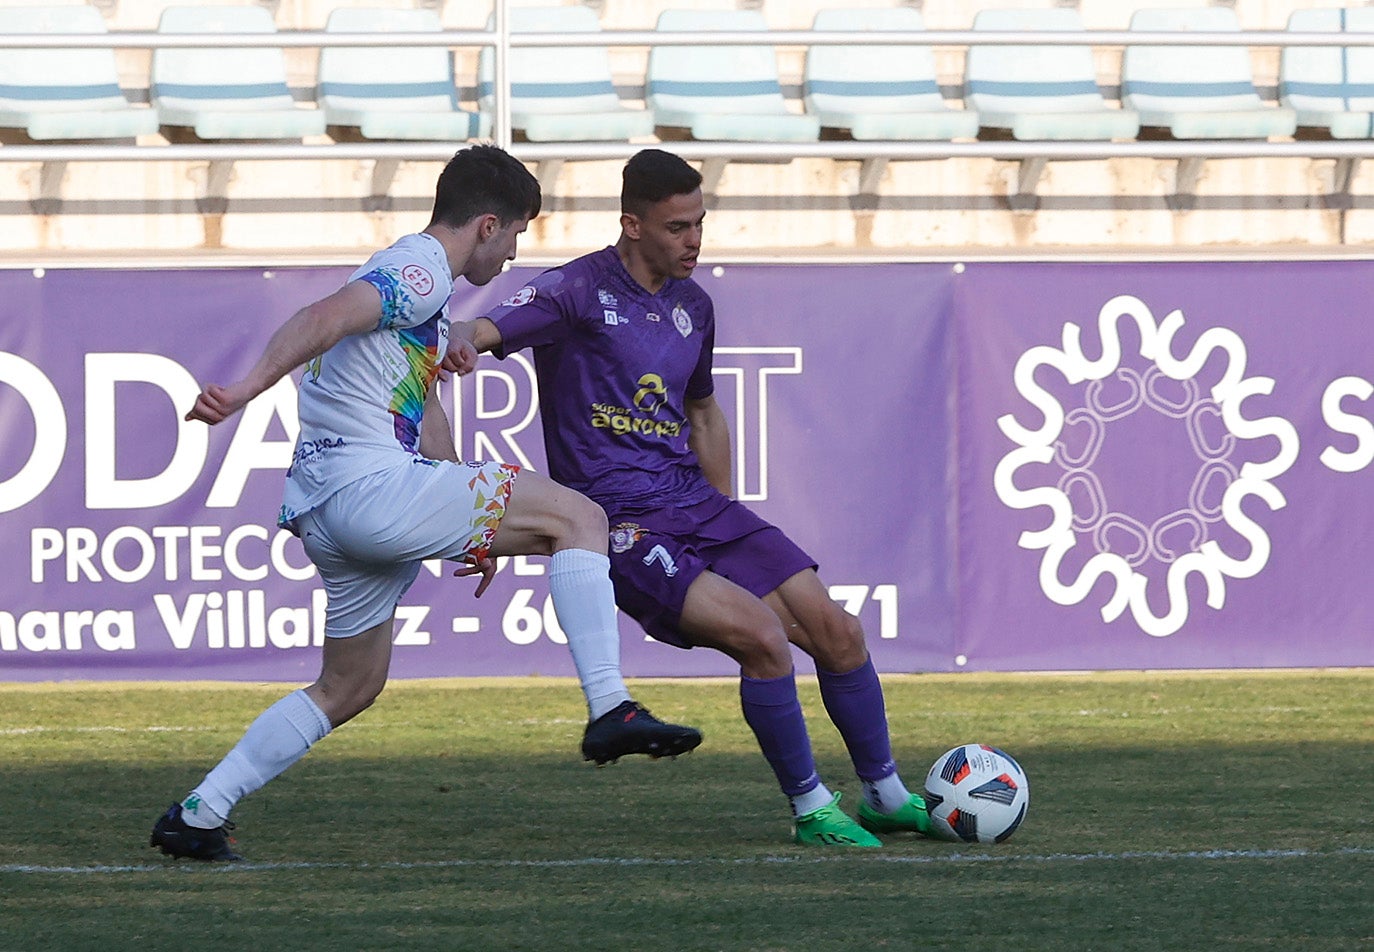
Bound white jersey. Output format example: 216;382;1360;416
279;232;454;528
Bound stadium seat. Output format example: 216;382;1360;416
647;9;820;142
152;5;326;140
477;5;651;142
1122;7;1297;140
318;7;487;141
0;5;158;140
803;7;978;141
1281;8;1374;140
964;8;1139;141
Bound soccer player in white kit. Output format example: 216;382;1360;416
150;146;700;862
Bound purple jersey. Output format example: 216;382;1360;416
486;247;718;510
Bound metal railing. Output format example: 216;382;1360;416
2;20;1374;166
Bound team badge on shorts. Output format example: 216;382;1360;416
673;304;692;338
610;522;647;553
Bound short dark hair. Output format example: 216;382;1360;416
429;144;541;229
621;149;702;217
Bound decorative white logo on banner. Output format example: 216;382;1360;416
993;295;1299;637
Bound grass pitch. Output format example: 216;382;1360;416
1;670;1370;951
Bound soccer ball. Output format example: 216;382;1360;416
923;744;1029;844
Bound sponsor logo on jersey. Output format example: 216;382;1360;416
591;403;682;438
598;289;618;308
633;373;667;414
646;312;661;323
501;286;536;307
673;304;692;338
285;436;347;476
604;309;623;326
401;264;434;296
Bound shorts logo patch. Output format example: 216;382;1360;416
402;264;434;296
610;522;646;553
501;286;536;307
673;304;692;338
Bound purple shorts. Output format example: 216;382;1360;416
605;491;816;649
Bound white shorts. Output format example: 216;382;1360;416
294;458;519;638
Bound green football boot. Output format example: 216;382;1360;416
792;792;882;848
857;792;932;836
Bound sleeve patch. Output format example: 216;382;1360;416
500;286;537;307
401;264;435;296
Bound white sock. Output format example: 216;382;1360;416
862;771;914;815
181;689;332;828
548;548;632;720
789;781;835;819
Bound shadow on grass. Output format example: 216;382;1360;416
2;743;1371;952
3;739;1370;868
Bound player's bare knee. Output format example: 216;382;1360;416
837;609;867;654
352;681;385;717
733;621;794;678
312;671;386;725
559;492;609;551
337;680;385;724
813;610;868;672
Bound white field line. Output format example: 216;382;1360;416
0;720;587;736
3;847;1370;876
0;726;218;736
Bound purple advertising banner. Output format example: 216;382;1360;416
4;259;1373;681
0;262;955;681
957;261;1374;670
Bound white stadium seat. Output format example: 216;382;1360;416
318;7;488;142
804;7;979;141
152;5;326;140
0;5;158;140
1123;7;1297;140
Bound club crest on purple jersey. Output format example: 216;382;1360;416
610;523;647;553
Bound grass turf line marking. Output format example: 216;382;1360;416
4;847;1370;876
0;726;218;736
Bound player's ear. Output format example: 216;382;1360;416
620;212;640;239
479;213;499;240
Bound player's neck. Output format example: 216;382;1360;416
422;222;477;279
615;239;667;295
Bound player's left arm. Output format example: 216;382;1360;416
687;394;732;497
185;279;384;425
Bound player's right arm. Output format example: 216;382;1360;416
185;280;385;425
446;270;573;374
444;318;503;374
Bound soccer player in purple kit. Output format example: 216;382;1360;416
149;145;701;862
452;148;931;847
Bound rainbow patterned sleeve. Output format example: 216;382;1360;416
356;267;418;330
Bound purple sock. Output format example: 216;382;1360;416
739;671;820;797
816;656;897;782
